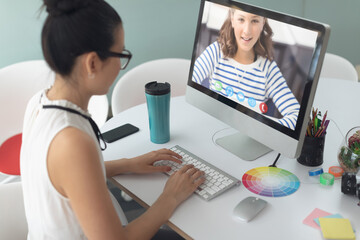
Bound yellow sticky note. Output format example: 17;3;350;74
319;218;355;240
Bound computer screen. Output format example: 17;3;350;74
186;0;330;160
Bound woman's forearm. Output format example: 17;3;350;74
123;193;177;239
105;159;132;177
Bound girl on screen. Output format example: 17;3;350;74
20;0;204;239
192;8;300;130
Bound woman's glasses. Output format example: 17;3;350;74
97;49;132;70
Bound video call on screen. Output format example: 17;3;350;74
191;1;319;130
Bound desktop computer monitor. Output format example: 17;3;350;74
186;0;330;160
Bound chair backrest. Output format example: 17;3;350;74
0;60;54;144
0;182;28;240
320;53;358;81
111;58;191;115
0;60;109;144
89;95;109;128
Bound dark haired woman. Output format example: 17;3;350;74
20;0;204;239
193;9;300;130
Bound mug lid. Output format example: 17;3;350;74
145;81;171;95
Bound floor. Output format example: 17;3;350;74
107;180;185;239
0;174;7;182
107;179;146;222
0;174;20;184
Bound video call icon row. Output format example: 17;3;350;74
214;81;268;114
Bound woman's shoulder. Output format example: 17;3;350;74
48;126;100;177
52;127;96;153
23;89;48;128
207;41;223;60
256;56;280;72
205;41;222;53
26;89;45;111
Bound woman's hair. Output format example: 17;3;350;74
218;9;274;61
41;0;122;76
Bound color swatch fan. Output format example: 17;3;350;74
242;167;300;197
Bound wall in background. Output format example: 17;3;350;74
0;0;45;68
1;0;359;103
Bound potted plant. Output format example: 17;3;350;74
338;127;360;173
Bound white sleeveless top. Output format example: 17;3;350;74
20;90;127;240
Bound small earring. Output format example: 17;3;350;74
88;73;95;79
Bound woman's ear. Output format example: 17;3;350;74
84;52;100;79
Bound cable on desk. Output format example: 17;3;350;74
327;117;345;139
268;153;281;168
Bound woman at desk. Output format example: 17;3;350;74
192;8;300;130
20;0;204;239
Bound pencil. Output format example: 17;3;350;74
321;110;328;128
321;120;330;137
307;124;312;136
315;126;323;137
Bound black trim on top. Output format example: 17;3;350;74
43;105;107;151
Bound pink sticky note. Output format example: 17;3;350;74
303;208;332;229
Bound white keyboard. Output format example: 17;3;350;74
155;145;241;201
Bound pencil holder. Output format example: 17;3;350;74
297;135;326;167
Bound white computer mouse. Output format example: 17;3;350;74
233;196;267;222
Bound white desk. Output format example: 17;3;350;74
101;78;360;240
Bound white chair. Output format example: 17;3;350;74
89;95;109;128
0;182;28;239
111;58;191;115
356;65;360;81
320;53;358;81
0;60;108;183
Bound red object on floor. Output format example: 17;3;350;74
0;133;22;175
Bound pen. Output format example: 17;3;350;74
313;110;319;134
314;115;320;133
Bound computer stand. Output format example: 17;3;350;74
215;132;272;161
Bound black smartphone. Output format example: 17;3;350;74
102;123;139;143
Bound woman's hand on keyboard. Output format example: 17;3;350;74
125;148;183;174
162;164;205;206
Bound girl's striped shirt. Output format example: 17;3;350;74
192;41;300;130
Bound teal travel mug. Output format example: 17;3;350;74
145;81;171;144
